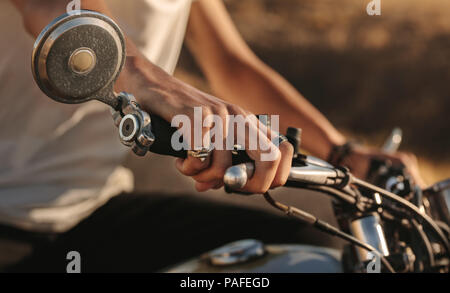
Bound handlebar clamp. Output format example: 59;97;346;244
111;92;155;156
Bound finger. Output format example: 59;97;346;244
245;154;280;193
192;150;232;183
243;120;281;193
175;155;211;176
195;181;219;192
174;105;215;176
270;141;294;188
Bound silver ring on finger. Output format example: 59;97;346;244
187;146;213;162
272;134;288;147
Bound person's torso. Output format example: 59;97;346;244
0;0;193;232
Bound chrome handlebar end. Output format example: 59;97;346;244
224;157;348;192
112;93;155;156
223;163;255;190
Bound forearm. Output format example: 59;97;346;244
186;0;345;160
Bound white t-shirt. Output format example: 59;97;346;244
0;0;193;233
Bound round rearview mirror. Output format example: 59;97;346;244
31;10;126;108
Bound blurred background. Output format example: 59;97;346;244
179;0;450;182
126;0;450;224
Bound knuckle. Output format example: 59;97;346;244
193;176;208;183
185;111;196;124
246;113;258;123
269;147;282;163
180;105;191;114
184;169;200;177
181;168;196;176
201;106;213;118
188;159;207;171
279;141;294;155
226;104;244;116
212;104;229;117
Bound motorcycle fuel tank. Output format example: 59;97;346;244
165;239;343;273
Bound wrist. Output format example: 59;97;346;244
115;54;196;122
327;140;358;166
319;132;347;161
115;54;170;101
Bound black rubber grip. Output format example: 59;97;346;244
232;150;253;165
147;114;255;164
148;114;187;159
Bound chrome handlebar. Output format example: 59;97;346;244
223;156;348;191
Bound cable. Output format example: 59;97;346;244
263;192;396;273
352;178;450;257
305;185;357;205
411;218;435;269
285;181;358;205
435;221;450;238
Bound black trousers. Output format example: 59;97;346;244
0;193;341;273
